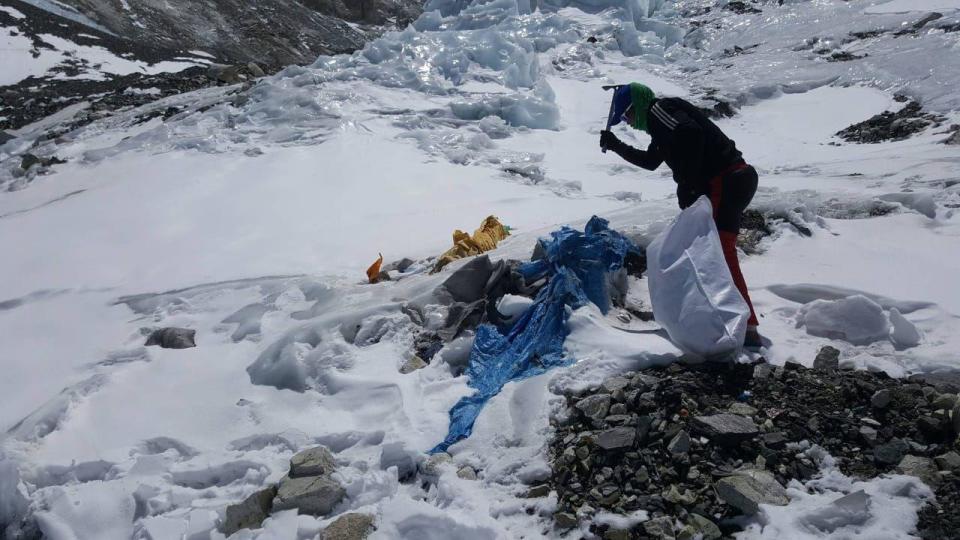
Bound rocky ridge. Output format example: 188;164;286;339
544;350;960;539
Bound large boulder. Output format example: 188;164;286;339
145;327;196;349
321;513;375;540
273;475;345;516
290;446;337;478
221;486;277;535
691;414;759;444
716;469;789;514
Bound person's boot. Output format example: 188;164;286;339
744;327;763;350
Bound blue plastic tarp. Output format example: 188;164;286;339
430;216;637;453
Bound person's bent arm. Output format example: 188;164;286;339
600;131;663;170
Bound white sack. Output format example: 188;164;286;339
646;196;750;357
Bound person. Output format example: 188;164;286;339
599;82;762;349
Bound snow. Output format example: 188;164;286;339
2;0;959;537
0;6;26;19
741;446;934;539
0;27;65;85
866;0;960;14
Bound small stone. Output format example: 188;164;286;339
728;403;758;417
663;485;697;505
635;466;650;483
679;514;721;540
273;475;345;517
667;430;691;456
145;327;196;349
290;446;336;478
576;394;612;421
609;403;628;415
221;486;277;535
643;516;676;539
762;432;788;449
874;439;910;465
420;452;452;480
691;414;759;444
399;356;427;374
953;402;960;435
934;451;960;472
753;363;774;379
457;466;477;480
595;427;636;450
525;484;551;498
554;512;578;529
605;529;630;540
897;455;941;487
716;469;789;515
871;389;892;409
859;426;879;446
630;373;660;390
813;346;840;372
246;62;266;78
321;513;375;540
860;417;881;428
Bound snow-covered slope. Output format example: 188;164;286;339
2;0;960;538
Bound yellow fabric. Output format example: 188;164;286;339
432;216;509;273
366;253;384;283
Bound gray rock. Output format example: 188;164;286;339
321;513;375;540
221;486;277;535
667;430;691;456
871;389;892;409
716;469;789;514
273;475;345;516
874;439;910;465
631;373;660;390
291;446;336;478
379;443;418;481
208;63;244;84
609;403;628;415
728;402;758;417
813;346;840;372
595;427;636;450
663;485;697;505
896;455;941;487
602;376;630;393
679;514;721;540
753;363;774;379
762;432;788;449
246;62;266;78
457;466;477;480
399;355;427;374
935;451;960;472
643;516;676;539
525;484;551;498
953;402;960;435
554;512;578;529
576;394;612;421
605;530;630;540
932;393;958;410
692;414;759;444
804;490;870;532
859;426;879;446
145;327;196;349
419;452;452;480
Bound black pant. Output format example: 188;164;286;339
710;165;758;233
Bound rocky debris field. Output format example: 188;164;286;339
835;99;948;144
546;350;960;539
221;445;375;539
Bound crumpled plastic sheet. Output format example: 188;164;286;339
430;216;637;453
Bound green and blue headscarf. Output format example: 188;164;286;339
609;82;656;132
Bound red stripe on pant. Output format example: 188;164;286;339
710;176;760;328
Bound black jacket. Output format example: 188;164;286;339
608;97;743;208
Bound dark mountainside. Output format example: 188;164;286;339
0;0;422;132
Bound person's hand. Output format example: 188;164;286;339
599;130;620;151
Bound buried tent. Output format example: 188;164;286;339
431;216;637;453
